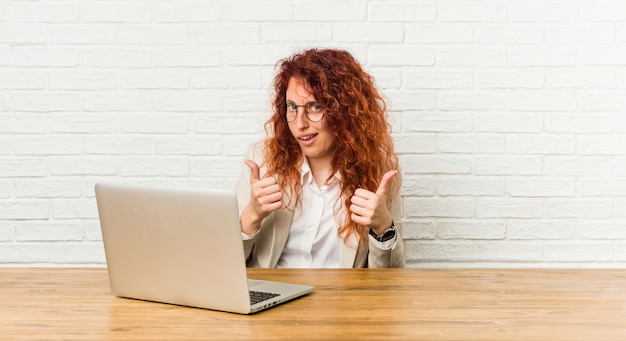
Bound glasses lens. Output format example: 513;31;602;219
305;103;324;122
285;111;297;122
282;103;324;122
284;103;297;122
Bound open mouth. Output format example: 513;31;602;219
298;133;318;141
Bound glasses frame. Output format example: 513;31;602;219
278;102;325;123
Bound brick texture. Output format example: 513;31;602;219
1;0;626;268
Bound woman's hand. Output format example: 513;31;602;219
349;170;398;236
240;160;283;236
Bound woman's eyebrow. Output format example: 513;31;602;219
285;99;319;104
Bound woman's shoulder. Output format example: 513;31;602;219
245;140;266;162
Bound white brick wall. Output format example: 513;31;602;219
1;0;626;268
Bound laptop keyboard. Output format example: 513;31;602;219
249;290;280;305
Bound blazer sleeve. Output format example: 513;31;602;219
234;142;265;261
367;189;406;268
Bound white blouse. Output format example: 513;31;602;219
277;159;342;268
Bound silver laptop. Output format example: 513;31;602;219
95;182;313;314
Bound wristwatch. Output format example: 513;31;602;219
369;221;396;242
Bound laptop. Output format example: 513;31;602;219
94;182;313;314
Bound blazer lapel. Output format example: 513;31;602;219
339;231;359;268
267;191;296;267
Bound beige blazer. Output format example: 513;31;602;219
235;143;406;268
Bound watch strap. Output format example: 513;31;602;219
369;221;396;242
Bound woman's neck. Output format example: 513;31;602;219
307;156;334;188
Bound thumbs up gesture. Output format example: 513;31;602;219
349;170;398;236
240;160;283;236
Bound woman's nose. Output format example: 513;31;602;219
294;107;309;128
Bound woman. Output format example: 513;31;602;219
235;48;405;268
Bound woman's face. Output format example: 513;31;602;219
285;77;336;165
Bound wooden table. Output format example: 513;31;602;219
2;268;626;340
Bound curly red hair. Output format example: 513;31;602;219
263;48;400;243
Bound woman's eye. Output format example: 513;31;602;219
310;104;322;112
287;104;298;111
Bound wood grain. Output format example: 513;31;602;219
1;268;626;340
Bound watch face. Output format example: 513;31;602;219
380;229;396;242
369;222;396;242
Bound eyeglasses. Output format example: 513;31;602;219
280;102;325;123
